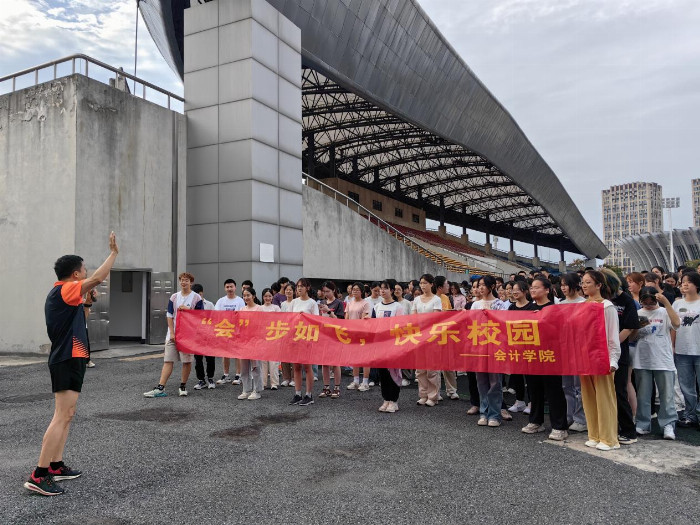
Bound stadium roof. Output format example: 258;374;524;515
142;0;609;259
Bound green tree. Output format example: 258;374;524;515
602;264;624;278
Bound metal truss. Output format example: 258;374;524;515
302;68;569;247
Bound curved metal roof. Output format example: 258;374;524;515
142;0;608;259
618;228;700;271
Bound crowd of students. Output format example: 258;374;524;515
143;263;700;451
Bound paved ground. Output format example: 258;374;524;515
1;349;699;525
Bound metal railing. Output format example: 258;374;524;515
0;54;184;111
303;173;502;276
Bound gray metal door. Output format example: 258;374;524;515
87;277;110;351
148;272;174;345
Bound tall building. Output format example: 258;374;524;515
693;179;700;228
602;182;663;272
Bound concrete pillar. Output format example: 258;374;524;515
508;250;516;262
438;225;447;237
532;256;541;268
185;0;303;292
559;260;567;273
461;233;469;245
484;243;492;255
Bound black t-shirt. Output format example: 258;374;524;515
509;302;536;311
320;298;345;319
45;280;89;365
610;291;640;366
530;301;554;311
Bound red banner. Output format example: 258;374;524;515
174;303;610;375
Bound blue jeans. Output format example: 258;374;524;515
562;375;586;425
635;369;677;431
675;354;700;423
476;372;502;421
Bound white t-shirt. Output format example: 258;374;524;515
166;291;202;342
291;297;320;315
398;298;412;316
215;295;245;311
411;295;442;314
367;296;382;308
374;301;404;318
633;307;676;371
280;300;294;313
260;304;282;313
560;296;586;305
202;299;215;311
471;299;509;311
673;298;700;356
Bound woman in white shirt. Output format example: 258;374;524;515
412;274;442;406
279;282;295;387
259;288;282;390
673;271;700;428
470;276;506;427
579;271;622;450
634;286;681;440
374;281;405;413
239;288;263;400
289;278;319;407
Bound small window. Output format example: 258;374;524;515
412;213;420;223
372;200;383;211
394;207;403;218
348;191;359;203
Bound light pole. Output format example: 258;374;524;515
662;197;680;271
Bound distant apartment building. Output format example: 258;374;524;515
602;182;663;273
693;179;700;228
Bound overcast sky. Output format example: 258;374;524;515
2;0;699;261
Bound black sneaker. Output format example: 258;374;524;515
193;380;207;390
289;394;303;405
677;418;695;428
299;394;314;406
23;474;65;496
48;464;82;480
618;435;637;445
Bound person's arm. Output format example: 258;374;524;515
80;232;119;295
656;292;680;330
604;305;621;372
619;329;634;344
362;300;371;319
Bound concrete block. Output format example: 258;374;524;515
251;0;279;36
278;12;302;53
279;189;302;229
251;100;278;148
278;77;301;122
251;180;280;224
184;66;219;111
251;60;279;110
219;19;253;65
218;262;255;286
279;264;302;282
184;28;219;73
251;221;281;260
184;0;218;36
187;224;219;264
219;221;253;262
219;139;279;187
187;145;218;187
252;20;278;73
219;0;252;26
187;105;218;148
187;184;219;225
186;263;219;298
279;114;301;157
279;226;303;265
219;100;278;148
249;262;282;289
278;41;302;87
279;151;302;192
219;180;252;223
219;140;252;183
219;59;252;104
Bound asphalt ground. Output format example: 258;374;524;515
1;352;699;525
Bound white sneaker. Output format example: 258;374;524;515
477;416;488;426
347;382;359;390
521;423;545;434
270;385;278;390
358;383;370;392
178;387;188;397
663;424;676;440
207;378;216;389
280;380;290;387
568;422;587;432
401;379;411;387
506;388;516;395
385;401;399;413
425;399;436;407
584;440;599;448
595;442;620;451
247;391;261;400
449;393;460;400
523;403;531;415
368;381;375;387
636;427;650;435
86;360;96;368
193;380;207;390
215;374;231;385
289;380;295;387
548;429;568;441
313;376;318;382
237;392;250;400
508;400;526;413
232;375;242;385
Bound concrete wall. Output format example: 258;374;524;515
303;185;465;284
0;75;185;353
